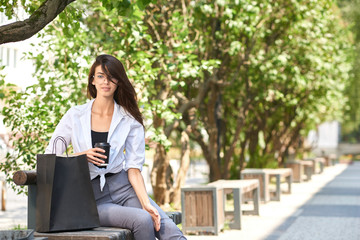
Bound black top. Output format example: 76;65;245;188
91;130;108;148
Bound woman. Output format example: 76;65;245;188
45;54;186;240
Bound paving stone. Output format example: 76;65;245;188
278;216;360;240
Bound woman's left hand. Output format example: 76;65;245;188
144;203;161;231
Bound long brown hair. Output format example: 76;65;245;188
87;54;143;126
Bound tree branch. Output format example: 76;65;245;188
0;0;75;44
164;72;215;137
223;99;251;178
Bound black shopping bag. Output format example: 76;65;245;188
36;136;100;232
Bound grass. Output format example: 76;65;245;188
351;154;360;161
11;224;27;230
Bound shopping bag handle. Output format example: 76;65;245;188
52;136;69;157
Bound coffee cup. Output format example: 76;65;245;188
94;142;111;168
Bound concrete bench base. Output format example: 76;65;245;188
34;227;133;240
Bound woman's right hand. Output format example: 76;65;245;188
76;148;106;166
143;203;161;231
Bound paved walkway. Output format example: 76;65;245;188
0;162;359;240
0;184;27;229
185;162;360;240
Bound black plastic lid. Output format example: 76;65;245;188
94;142;111;147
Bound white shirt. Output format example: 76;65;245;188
45;99;145;191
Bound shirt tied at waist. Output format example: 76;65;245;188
94;172;116;191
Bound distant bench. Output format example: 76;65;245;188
13;170;181;240
285;160;313;182
304;157;325;174
241;168;293;202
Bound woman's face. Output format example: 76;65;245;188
92;65;118;98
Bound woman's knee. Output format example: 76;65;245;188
157;217;186;240
132;211;155;239
135;210;153;229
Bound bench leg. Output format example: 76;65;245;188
287;174;292;194
253;187;260;215
28;185;37;230
229;188;242;230
270;175;281;201
243;186;260;216
312;160;316;174
319;162;324;173
304;166;312;181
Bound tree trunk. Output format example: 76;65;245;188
247;127;260;168
206;83;222;182
170;129;191;209
151;143;171;206
238;139;248;177
223;102;250;179
208;151;222;181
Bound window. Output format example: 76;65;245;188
0;47;3;65
6;48;10;66
0;12;5;24
13;49;17;68
0;47;19;68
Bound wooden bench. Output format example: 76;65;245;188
13;170;181;240
207;179;260;230
240;168;292;202
285;160;313;182
181;185;224;235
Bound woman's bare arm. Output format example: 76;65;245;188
128;168;161;231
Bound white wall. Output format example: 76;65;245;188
317;121;340;148
307;121;341;157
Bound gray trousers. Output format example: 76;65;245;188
91;170;186;240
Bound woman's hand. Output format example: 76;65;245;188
76;148;106;166
143;203;161;231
